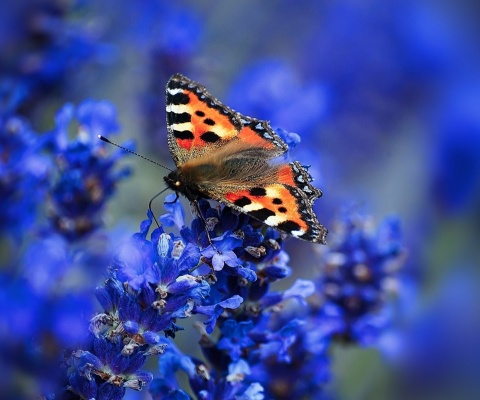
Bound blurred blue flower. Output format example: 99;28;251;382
315;211;405;345
430;84;480;214
0;0;112;112
0;114;49;241
396;267;480;399
134;2;203;151
226;59;328;134
46;100;132;239
0;96;137;398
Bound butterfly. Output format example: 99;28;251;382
163;73;327;244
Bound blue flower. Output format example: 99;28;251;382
46;100;132;238
202;233;242;271
160;193;186;229
67;336;152;399
217;320;255;361
195;295;244;334
226;59;328;133
316;211;405;344
0;1;112;112
0;114;49;241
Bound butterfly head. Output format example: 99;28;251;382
164;170;200;202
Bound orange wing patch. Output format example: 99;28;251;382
166;89;238;152
237;120;287;155
225;184;310;237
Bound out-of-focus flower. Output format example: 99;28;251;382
396;267;480;399
314;211;405;345
0;98;134;398
0;114;49;241
226;59;328;135
0;0;112;113
135;3;203;151
430;84;480;214
45;100;132;239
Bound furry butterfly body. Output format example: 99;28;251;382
164;73;327;244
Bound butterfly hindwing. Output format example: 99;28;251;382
220;162;327;244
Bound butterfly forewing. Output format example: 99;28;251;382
166;74;287;166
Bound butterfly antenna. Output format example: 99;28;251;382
98;135;173;171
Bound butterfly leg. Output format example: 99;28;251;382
192;199;220;253
148;188;170;228
164;192;180;204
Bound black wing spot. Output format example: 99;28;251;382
277;220;301;233
249;187;267;197
233;196;252;208
195;110;205;117
272;198;282;205
169;93;190;105
200;131;221;143
167;112;191;124
173;130;194;140
204;118;216;126
278;207;287;213
249;208;276;221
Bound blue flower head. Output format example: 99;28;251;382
316;211;406;344
0;1;112;111
226;59;328;134
46;100;132;239
0;114;50;241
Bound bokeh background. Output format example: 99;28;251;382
1;0;480;399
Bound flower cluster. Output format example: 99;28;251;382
313;212;405;346
0;100;132;398
44;100;132;239
62;193;405;399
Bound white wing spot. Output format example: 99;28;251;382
167;104;189;114
265;214;288;226
291;229;305;237
167;88;184;95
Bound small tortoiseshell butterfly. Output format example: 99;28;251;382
163;73;327;244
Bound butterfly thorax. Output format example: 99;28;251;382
164;170;203;202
